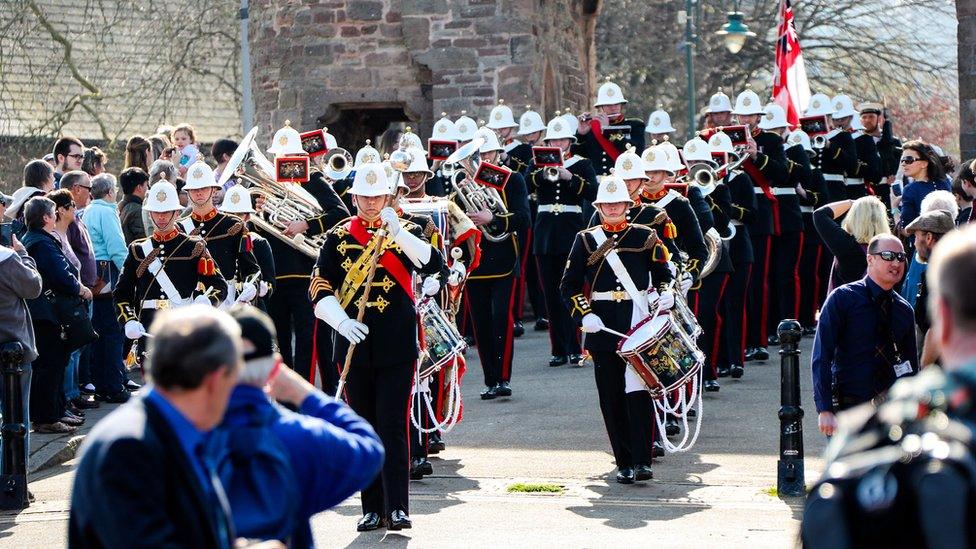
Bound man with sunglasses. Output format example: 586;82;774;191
812;234;918;436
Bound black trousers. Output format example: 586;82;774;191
768;231;803;333
516;229;546;321
30;322;69;424
314;320;340;395
465;276;516;387
591;351;654;468
268;278;315;381
719;262;752;368
346;361;414;515
798;231;824;328
537;254;580;356
746;234;772;349
697;271;729;380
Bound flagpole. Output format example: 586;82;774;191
682;0;697;140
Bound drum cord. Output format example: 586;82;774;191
410;356;463;434
653;373;704;453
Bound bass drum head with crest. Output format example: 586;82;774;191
616;313;702;398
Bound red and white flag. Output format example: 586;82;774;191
773;0;811;127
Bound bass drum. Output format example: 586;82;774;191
616;313;703;398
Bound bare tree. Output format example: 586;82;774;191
597;0;957;150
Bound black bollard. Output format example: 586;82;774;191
776;319;805;497
0;341;29;510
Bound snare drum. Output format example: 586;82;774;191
669;291;702;339
616;313;703;397
418;298;466;379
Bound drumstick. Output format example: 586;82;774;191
599;326;629;338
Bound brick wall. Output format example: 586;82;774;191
249;0;601;148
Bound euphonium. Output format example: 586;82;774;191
219;127;328;258
445;137;511;243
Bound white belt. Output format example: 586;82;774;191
801;205;814;213
753;187;765;195
823;174;844;182
142;298;190;310
592;289;646;302
772;188;797;195
731;220;744;226
538;204;583;214
845;178;864;186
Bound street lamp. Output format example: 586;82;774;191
716;10;756;54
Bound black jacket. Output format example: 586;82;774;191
853;132;883;184
642;189;708;280
179;211;261;285
528;157;599;255
453;171;530;279
725;171;757;264
504;142;534;176
21;229;81;325
560;224;672;352
302;170;353;237
69;397;228;548
576;118;646;176
821;131;858;202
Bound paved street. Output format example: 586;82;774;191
2;324;826;548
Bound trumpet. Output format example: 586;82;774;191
544;166;560;182
324;148;353;180
445;138;511;243
812;134;827;149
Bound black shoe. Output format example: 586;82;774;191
704;380;721;392
549;355;568;367
717;366;731;378
652;441;665;458
464;335;476;347
66;403;86;417
665;416;680;436
96;391;130;404
569;353;585;366
753;347;769;361
72;396;100;409
480;386;498;400
686;408;697;418
80;383;96;395
410;458;433;480
388;510;412;530
357;512;383;532
534;318;549;331
635;464;654;481
802;326;817;336
744;347;758;361
767;334;780;346
428;433;445;454
513;320;525;338
615;467;635;484
730;364;744;379
125;379;142;391
495;381;512;397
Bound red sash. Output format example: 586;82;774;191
589;119;622;163
347;218;415;302
742;159;781;235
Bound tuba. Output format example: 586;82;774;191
219;127;327;258
445;137;511;243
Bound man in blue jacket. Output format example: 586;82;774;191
213;305;384;547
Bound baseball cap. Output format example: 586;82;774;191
228;304;276;361
904;209;955;235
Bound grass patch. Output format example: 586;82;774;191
507;482;565;494
761;487;779;497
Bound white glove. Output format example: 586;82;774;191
258;281;270;297
194;295;212;306
448;262;467;286
236;282;258;303
337;318;369;344
124;320;147;340
422;276;441;296
581;313;606;334
651;290;675;312
679;273;693;296
379;207;401;238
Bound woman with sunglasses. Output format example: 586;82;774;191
897;140;949;233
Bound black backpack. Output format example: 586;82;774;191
802;368;976;549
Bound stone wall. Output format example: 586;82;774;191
249;0;601;148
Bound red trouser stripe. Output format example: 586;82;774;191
739;264;753;363
759;235;772;343
501;279;518;380
710;274;730;374
791;232;805;319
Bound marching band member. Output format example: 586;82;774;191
560;174;674;484
256;122;349;382
529;116;598;366
708;131;757;380
731;87;786;362
513;107;549;334
785;130;830;335
217;185;275;312
645;107;677;143
178;160;262;308
487;101;530;174
757;104;804;343
858;101;903;209
456;129;530;400
704;88;734;130
806;93;857;203
115;181;227;363
310;163;443;532
577;78;646;176
454;111;477;146
831;94;882;199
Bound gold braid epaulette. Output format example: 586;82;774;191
423;219;436;241
191;240;206;258
587;237;615;266
652;210;669;226
135;247;160;278
617;231;660;254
